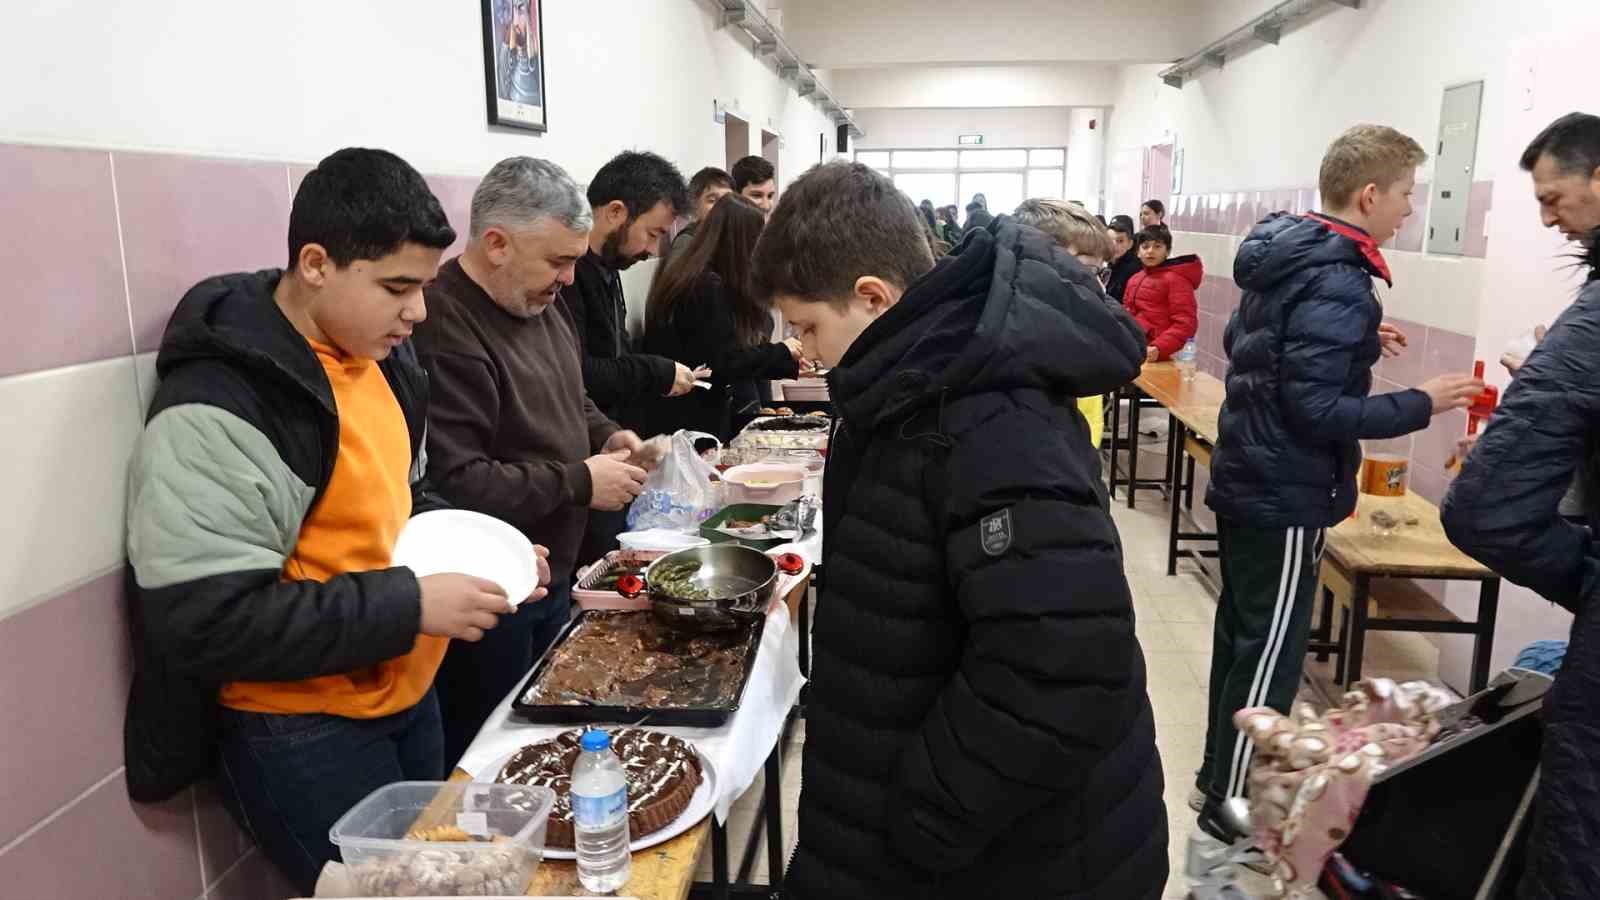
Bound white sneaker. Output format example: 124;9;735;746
1184;828;1250;900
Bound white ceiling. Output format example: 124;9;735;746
777;0;1276;68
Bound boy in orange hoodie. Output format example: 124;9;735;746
1123;225;1201;362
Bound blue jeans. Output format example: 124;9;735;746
216;688;444;895
436;578;573;767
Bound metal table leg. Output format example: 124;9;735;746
1168;416;1185;576
1470;578;1502;694
764;748;785;890
1126;393;1142;509
1346;575;1371;686
711;818;730;900
1108;387;1124;497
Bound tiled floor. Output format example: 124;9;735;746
708;443;1446;898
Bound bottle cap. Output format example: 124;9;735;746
580;729;611;752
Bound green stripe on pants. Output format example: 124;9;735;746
1197;521;1325;804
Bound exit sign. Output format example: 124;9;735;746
958;134;984;145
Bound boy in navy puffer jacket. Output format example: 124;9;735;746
1187;125;1483;889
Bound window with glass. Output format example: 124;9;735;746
854;146;1069;223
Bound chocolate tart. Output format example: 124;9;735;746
496;728;703;849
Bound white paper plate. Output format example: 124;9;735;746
479;744;716;860
393;510;539;612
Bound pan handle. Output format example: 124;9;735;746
616;573;647;598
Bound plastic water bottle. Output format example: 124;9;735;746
1177;338;1198;382
572;729;631;892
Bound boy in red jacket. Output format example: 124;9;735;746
1124;225;1201;362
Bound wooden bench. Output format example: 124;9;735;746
1314;570;1461;686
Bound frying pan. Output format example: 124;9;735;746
616;543;805;630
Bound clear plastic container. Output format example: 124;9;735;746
329;781;556;897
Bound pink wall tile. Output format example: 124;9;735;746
207;848;298;900
0;570;133;845
287;163;314;200
195;779;254;888
1409;462;1449;506
1378;318;1428;386
0;772;200;900
425;175;479;260
1415;409;1469;472
115;152;292;353
1464;180;1494;258
1420;327;1476;378
0;144;133;377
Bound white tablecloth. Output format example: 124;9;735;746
456;595;807;823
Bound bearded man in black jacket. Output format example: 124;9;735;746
754;161;1167;899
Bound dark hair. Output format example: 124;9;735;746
936;205;957;225
731;155;777;191
586;150;689;218
1141;199;1166;217
1135;225;1172;250
918;199;939;232
1095;214;1108;227
689;166;734;199
752;161;934;304
1109;215;1136;238
287;148;455;269
1520;112;1600;176
647;195;769;346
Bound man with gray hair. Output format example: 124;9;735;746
415;156;653;762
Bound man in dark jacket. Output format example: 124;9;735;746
565;151;703;565
1442;112;1600;900
124;149;544;893
1192;125;1481;886
754;161;1166;899
416;156;652;764
563;150;701;422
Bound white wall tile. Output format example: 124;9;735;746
0;356;142;618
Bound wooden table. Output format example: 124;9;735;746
1317;490;1502;694
1127;363;1227;577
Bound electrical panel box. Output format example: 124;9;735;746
1428;81;1485;256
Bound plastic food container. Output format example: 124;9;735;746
721;463;809;505
329;781;556;897
617;529;713;553
572;549;666;610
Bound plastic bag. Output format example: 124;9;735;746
626;430;722;532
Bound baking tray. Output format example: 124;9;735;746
699;503;785;550
511;609;766;727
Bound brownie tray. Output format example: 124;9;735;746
511;609;766;727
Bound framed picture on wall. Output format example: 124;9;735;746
481;0;547;133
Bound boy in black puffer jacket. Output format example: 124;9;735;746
754;161;1167;899
1190;125;1482;886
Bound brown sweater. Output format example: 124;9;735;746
415;258;618;577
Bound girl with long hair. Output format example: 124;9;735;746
637;194;804;439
